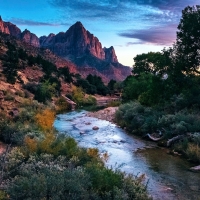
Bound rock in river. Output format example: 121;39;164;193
92;126;99;130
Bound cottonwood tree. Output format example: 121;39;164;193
176;5;200;74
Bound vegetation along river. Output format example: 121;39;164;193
54;110;200;200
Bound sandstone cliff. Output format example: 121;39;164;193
20;29;40;47
39;21;131;81
4;22;21;37
104;46;118;63
0;16;22;36
0;17;39;47
39;22;118;62
0;16;10;35
0;17;131;81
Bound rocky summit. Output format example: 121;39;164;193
0;16;39;47
39;21;131;81
39;21;119;63
0;17;131;81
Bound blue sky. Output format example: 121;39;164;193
0;0;199;66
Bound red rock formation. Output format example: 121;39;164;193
20;29;40;47
39;21;131;81
5;22;21;37
0;16;11;35
104;46;118;63
40;22;108;60
0;17;39;47
0;17;131;81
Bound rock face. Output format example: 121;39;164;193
40;21;131;81
40;22;119;63
0;16;131;81
20;29;40;47
0;16;10;34
0;16;21;37
4;22;21;37
40;22;108;59
104;46;118;63
0;17;39;47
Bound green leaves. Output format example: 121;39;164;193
176;5;200;74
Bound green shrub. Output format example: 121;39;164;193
1;141;151;200
34;81;56;103
115;101;160;134
72;86;96;107
116;101;200;137
55;97;72;113
107;100;121;107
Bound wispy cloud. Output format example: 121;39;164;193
47;0;198;28
126;42;145;46
48;0;131;21
9;18;70;26
119;24;177;46
134;0;198;10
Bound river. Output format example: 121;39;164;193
54;110;200;200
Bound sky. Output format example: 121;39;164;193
0;0;199;67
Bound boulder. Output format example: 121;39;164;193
92;126;99;130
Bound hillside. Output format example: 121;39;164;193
0;32;78;114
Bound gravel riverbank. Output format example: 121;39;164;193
86;107;118;123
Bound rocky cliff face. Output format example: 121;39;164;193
40;22;118;62
0;16;10;34
0;17;39;47
104;46;118;63
0;17;131;81
4;22;21;37
20;29;40;47
0;16;21;37
39;21;131;81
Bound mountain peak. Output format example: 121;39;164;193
20;29;40;47
74;21;83;27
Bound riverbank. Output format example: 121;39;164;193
86;106;118;123
87;106;200;173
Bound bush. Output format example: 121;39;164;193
115;101;200;137
2;146;151;200
59;67;73;83
186;143;200;163
71;86;96;107
35;109;55;131
34;81;56;103
55;97;72;113
115;101;161;135
107;100;121;107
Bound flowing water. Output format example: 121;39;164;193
54;110;200;200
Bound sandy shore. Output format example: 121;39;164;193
86;107;118;123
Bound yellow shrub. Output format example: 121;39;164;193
35;109;55;131
186;143;200;163
87;148;99;158
24;136;37;153
38;132;55;154
0;190;8;199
